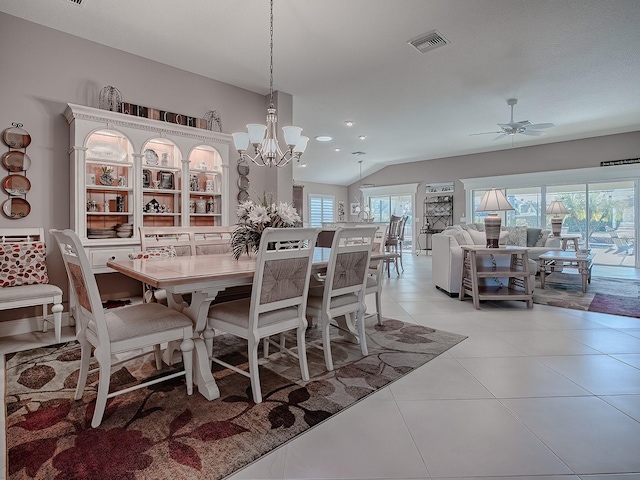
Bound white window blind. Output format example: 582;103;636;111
309;194;334;227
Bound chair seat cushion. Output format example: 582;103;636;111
0;283;62;303
91;303;192;343
306;288;359;311
208;298;299;329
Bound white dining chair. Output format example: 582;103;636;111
50;229;194;428
364;224;388;325
306;226;377;371
205;227;320;404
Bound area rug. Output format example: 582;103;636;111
533;275;640;318
5;317;466;480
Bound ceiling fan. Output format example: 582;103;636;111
470;98;555;141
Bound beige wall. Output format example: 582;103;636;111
350;131;640;229
0;13;278;319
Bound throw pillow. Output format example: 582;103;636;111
128;245;177;260
467;228;486;245
498;230;510;246
504;226;528;246
535;230;551;247
527;228;542;247
0;242;50;287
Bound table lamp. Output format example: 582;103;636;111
476;188;515;248
546;200;569;236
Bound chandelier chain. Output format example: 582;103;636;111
269;0;274;107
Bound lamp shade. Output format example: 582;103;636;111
546;200;569;216
476;189;515;213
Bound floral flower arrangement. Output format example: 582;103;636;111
231;193;302;259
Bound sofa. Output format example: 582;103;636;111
432;224;562;296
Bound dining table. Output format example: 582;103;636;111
107;247;395;401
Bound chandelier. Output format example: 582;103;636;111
354;161;372;221
231;0;309;167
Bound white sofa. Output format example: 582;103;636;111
432;225;562;296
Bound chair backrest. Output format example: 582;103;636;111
398;215;409;241
49;229;110;346
0;227;45;243
388;215;403;241
248;227;320;332
322;226;377;307
139;226;235;256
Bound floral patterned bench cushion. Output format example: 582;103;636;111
0;242;50;287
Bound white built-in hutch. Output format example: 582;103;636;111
64;103;231;272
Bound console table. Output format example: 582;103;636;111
459;245;533;309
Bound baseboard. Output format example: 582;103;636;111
435;285;458;297
0;312;72;338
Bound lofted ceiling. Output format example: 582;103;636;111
2;0;640;186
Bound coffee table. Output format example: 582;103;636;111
538;250;594;293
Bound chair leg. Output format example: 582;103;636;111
248;335;262;403
203;325;215;367
153;345;163;370
263;337;270;358
357;307;368;356
91;347;111;428
321;313;334;371
296;325;310;381
41;303;48;334
180;334;194;396
52;302;63;343
375;291;383;326
74;334;92;401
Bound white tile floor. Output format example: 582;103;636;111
2;254;640;480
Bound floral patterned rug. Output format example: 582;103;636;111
5;317;465;480
533;275;640;318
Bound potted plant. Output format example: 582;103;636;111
99;165;115;186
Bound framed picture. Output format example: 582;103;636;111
142;169;151;188
338;200;345;221
159;171;174;190
350;203;360;215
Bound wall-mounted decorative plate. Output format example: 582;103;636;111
1;151;32;172
237;190;250;202
2;175;31;195
237;176;250;190
237;163;250;176
2;126;31;149
2;197;31;219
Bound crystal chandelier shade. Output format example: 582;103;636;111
232;0;308;167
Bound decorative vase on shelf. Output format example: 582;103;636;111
99;166;114;186
196;197;207;214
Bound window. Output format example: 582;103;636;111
309;194;334;227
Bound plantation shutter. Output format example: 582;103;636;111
309;194;334;227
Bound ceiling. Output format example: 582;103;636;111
2;0;640;186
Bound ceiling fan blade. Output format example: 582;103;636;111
492;133;507;141
497;123;511;129
516;120;531;126
469;131;502;136
520;129;545;136
526;123;555;130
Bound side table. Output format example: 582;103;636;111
459;246;533;309
538;250;593;293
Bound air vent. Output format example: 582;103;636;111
64;0;84;6
408;30;449;53
351;151;366;156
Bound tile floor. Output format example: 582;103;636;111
2;254;640;480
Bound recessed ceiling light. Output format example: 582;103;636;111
345;121;355;127
298;163;307;168
334;147;341;152
315;135;332;142
358;135;367;140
